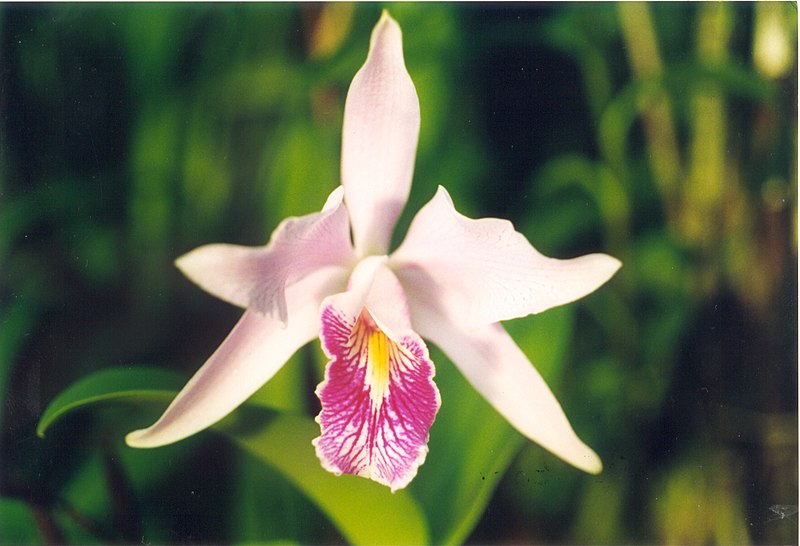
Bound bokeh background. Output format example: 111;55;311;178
1;3;797;544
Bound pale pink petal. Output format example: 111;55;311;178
391;186;621;328
409;296;602;474
126;267;348;448
341;11;420;256
176;187;354;324
313;262;440;491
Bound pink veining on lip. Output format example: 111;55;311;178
314;304;439;492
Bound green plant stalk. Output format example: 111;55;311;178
617;2;683;222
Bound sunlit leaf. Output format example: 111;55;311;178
231;453;325;544
223;410;430;545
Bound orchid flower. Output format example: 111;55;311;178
126;11;621;492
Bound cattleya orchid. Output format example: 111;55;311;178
126;11;620;492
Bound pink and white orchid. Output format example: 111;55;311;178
126;11;621;492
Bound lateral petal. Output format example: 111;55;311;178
341;11;420;257
391;186;621;328
176;186;354;324
409;298;602;474
126;267;348;448
313;263;440;491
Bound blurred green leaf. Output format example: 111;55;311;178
127;100;182;315
528;154;605;252
37;366;430;545
118;5;189;91
0;498;42;544
215;61;303;115
264;121;340;220
408;299;579;545
248;350;307;413
652;451;752;545
232;453;325;544
479;305;600;539
0;292;41;425
665;60;775;103
226;411;430;545
55;439;198;545
36;366;185;438
506;305;574;386
571;465;628;543
180;104;233;238
409;350;525;545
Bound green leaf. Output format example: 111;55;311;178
412;307;577;544
264;121;340;221
231;452;325;544
38;367;430;545
223;410;430;545
409;351;525;545
505;305;574;386
37;366;185;438
0;498;42;544
0;293;41;426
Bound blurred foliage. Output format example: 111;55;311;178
1;3;797;544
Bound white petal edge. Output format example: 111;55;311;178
407;294;602;474
126;266;348;448
175;187;353;325
341;11;420;257
391;186;621;328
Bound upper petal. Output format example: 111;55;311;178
341;11;420;257
176;187;354;324
313;258;440;491
126;266;348;448
391;186;621;327
408;294;602;474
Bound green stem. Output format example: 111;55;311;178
617;3;683;221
